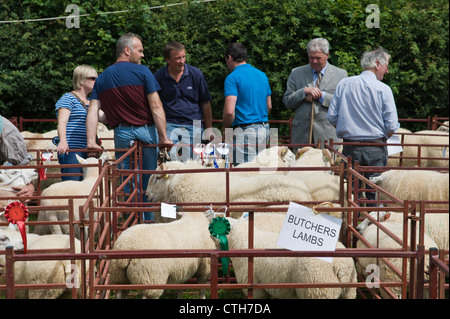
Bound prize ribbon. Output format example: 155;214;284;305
4;202;29;253
39;151;53;181
209;216;231;276
204;143;219;168
193;143;205;165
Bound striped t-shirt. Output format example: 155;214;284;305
55;92;88;149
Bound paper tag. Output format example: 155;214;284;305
387;134;403;156
161;202;177;219
277;202;342;263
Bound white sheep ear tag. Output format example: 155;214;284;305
277;202;342;263
161;202;177;219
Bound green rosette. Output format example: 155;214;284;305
209;217;231;276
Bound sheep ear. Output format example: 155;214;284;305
382;212;391;221
75;154;85;164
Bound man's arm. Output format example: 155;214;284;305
147;92;172;146
201;101;213;129
86;99;103;151
222;95;237;128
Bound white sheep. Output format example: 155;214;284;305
0;227;83;299
0;167;38;227
286;147;342;203
356;211;438;299
374;169;449;251
108;211;216;299
436;121;449;132
33;154;105;238
146;160;313;206
388;129;449;167
233;146;296;174
226;214;357;299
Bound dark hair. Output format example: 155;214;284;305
163;41;185;60
224;42;247;62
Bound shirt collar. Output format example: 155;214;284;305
164;63;190;79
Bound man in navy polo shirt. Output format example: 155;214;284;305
154;41;212;162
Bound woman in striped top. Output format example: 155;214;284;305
55;65;104;181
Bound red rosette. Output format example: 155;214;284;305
4;202;29;254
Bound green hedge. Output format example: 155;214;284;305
1;0;448;133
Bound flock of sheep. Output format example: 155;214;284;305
0;122;448;299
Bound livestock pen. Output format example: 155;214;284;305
1;117;449;299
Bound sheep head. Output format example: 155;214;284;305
0;168;38;189
0;227;24;251
294;147;335;167
356;211;391;234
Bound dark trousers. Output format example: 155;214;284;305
343;144;387;206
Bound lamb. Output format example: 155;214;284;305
0;227;83;299
225;214;357;299
33;154;106;238
108;211;216;299
233;145;296;174
374;169;449;251
146;160;313;206
388;129;449;167
436;121;449;132
356;211;438;299
287;147;342;203
0;167;38;209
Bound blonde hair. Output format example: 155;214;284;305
72;65;98;90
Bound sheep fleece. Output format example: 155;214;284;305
108;212;216;299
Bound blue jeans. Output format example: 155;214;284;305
114;124;158;221
58;151;87;181
166;121;202;162
231;123;270;165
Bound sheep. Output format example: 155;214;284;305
225;214;357;299
374;169;449;251
108;211;216;299
356;211;438;299
146;160;313;207
233;145;296;174
0;167;38;209
0;227;83;299
376;169;448;209
436;121;449;132
388;129;449;167
286;147;342;204
33;154;106;238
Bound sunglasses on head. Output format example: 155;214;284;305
86;76;97;80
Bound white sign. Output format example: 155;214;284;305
277;202;342;263
161;202;177;219
387;134;403;156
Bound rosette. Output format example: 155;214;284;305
4;201;29;253
209;216;231;276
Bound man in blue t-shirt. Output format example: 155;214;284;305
222;42;272;165
154;41;212;162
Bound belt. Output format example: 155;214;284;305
343;138;387;143
113;123;147;128
234;122;267;128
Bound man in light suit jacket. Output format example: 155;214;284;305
283;38;347;150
